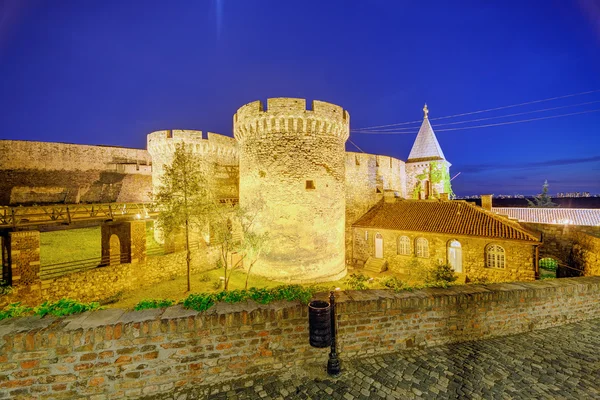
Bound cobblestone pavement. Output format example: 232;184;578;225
205;318;600;399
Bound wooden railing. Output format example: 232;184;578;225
0;203;158;229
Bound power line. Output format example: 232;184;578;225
436;108;600;132
351;100;600;133
352;89;600;131
351;108;600;134
348;138;366;153
352;100;600;133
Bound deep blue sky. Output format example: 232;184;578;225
1;0;599;196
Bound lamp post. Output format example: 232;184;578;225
327;290;341;376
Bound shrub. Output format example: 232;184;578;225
466;276;489;285
182;293;216;312
425;264;457;284
34;299;103;318
181;285;319;312
134;299;175;311
380;276;404;291
270;285;315;304
199;274;211;282
539;258;558;272
345;273;372;290
0;302;33;320
0;279;13;296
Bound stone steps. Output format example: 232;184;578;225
364;257;388;274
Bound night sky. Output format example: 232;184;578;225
1;0;599;196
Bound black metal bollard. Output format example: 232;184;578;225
308;300;331;348
327;291;341;376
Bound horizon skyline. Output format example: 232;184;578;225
1;0;599;196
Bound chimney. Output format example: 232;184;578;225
384;190;397;203
481;194;493;211
440;193;449;201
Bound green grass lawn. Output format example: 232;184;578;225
107;268;288;309
37;222;478;311
40;222;160;266
106;267;425;310
40;227;101;266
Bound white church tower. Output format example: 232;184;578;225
405;104;452;199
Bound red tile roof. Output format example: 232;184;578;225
353;200;540;242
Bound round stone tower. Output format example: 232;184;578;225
147;130;239;242
234;98;350;282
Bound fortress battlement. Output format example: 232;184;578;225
345;151;406;169
233;98;350;142
147;130;238;159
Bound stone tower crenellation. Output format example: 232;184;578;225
234;98;350;282
147;129;239;200
147;130;239;243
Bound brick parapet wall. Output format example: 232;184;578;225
1;277;599;399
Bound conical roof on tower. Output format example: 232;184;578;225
407;104;446;162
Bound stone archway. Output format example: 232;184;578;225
108;234;121;266
101;221;146;265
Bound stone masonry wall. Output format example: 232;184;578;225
0;277;599;399
353;227;536;282
7;231;41;303
405;160;450;199
37;247;220;304
146;130;239;201
0;140;152;205
344;152;406;262
522;223;600;276
234;98;350;282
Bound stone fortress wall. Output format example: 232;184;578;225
1;99;450;282
234;98;350;282
146;130;239;200
0;140;152;205
344;152;406;260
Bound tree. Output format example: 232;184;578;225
241;229;269;290
154;143;212;292
209;198;268;291
527;180;557;208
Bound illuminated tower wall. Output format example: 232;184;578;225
234;98;350;282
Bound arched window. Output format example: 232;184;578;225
397;236;410;255
416;237;429;258
486;244;505;269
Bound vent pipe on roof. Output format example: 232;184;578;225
384;190;397;203
481;194;493;211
